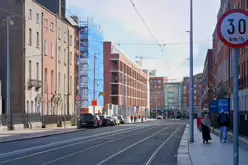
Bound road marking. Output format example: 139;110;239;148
40;126;158;165
95;125;173;165
144;125;182;165
0;127;145;159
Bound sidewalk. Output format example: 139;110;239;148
0;126;83;143
189;121;248;165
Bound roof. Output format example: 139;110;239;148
65;15;78;27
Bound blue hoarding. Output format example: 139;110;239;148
217;98;230;112
209;100;218;113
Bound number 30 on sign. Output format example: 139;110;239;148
217;9;248;48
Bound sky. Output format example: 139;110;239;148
68;0;220;81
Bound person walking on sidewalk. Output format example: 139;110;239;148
200;114;211;143
217;110;230;143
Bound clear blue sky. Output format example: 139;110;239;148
68;0;220;81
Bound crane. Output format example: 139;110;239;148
135;56;155;68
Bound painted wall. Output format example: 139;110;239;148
25;0;42;114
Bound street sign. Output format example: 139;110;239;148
76;95;81;101
217;9;248;165
217;9;248;48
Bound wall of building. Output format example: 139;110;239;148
104;42;148;112
25;0;43;114
0;0;26;114
68;25;75;115
164;82;182;112
56;18;69;115
42;8;57;115
149;77;168;112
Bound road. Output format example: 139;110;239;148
0;120;186;165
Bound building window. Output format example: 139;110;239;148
51;70;54;93
45;68;48;93
64;74;66;93
58;72;60;93
29;28;32;45
64;32;66;43
70;75;72;94
70;52;72;65
31;101;34;113
158;86;161;89
29;60;31;79
51;42;54;58
70;35;72;46
58;47;61;62
50;22;54;31
36;13;39;23
36;32;39;47
154;86;157;88
64;49;66;64
44;19;48;27
58;28;61;39
29;9;32;19
36;62;39;80
27;101;29;113
158;80;162;84
45;40;48;55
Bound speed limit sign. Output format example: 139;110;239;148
217;9;248;48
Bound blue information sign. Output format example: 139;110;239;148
209;100;218;113
217;98;230;112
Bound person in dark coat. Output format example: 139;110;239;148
200;114;211;143
217;110;230;143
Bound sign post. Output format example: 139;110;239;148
217;9;248;165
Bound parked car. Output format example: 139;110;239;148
95;115;102;127
78;113;98;128
118;115;125;124
157;115;163;119
107;116;116;126
112;116;120;125
99;115;111;126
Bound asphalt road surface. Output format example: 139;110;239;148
0;120;186;165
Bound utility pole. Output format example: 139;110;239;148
189;0;194;142
155;97;157;119
93;54;96;114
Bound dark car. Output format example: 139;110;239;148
78;113;98;128
107;116;116;126
99;115;111;126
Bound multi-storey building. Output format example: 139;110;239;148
149;77;168;116
200;49;214;109
164;82;182;113
42;9;57;116
0;0;78;129
79;20;104;114
182;73;202;114
104;42;148;114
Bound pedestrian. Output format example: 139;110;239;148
217;110;230;143
130;116;133;123
134;116;137;123
199;114;211;143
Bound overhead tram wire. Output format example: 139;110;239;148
129;0;164;52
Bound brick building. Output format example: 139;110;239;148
182;73;202;113
200;49;214;109
104;42;148;113
149;77;168;115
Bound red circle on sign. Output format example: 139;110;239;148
76;95;81;101
217;9;248;48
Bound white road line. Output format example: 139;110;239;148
144;125;182;165
0;126;143;158
0;126;145;161
40;126;158;165
95;125;173;165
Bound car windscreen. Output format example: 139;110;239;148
81;114;93;121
